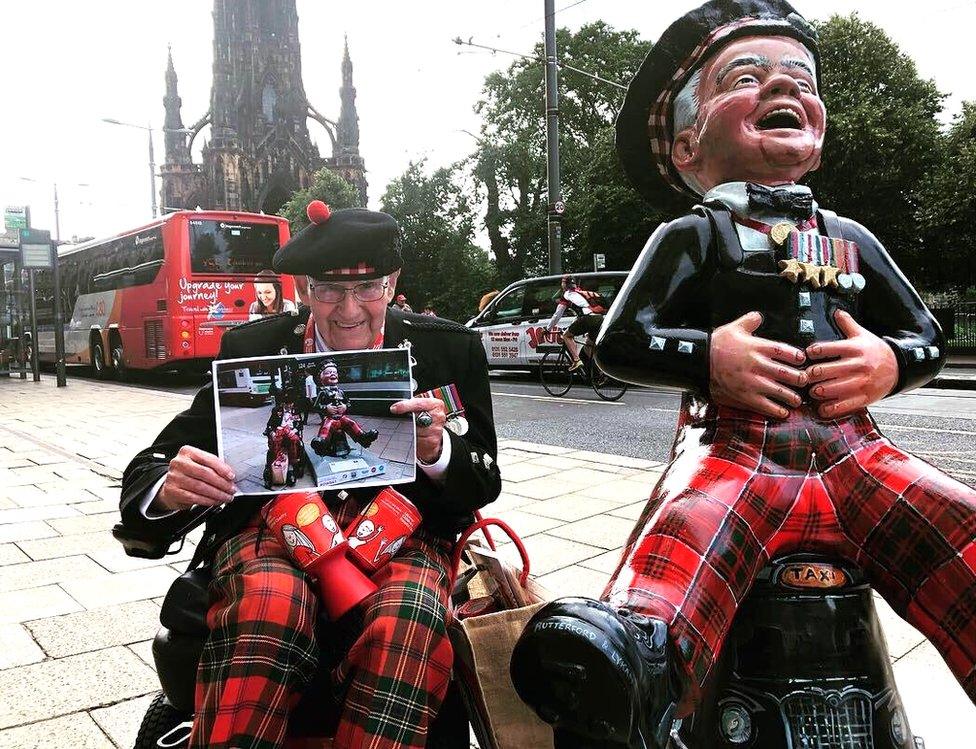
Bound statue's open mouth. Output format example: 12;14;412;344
757;108;803;130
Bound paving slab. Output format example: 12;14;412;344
16;531;121;562
574;478;656;504
894;640;976;749
26;600;162;659
0;555;107;593
607;500;650;521
0;585;84;624
0;623;45;670
524;493;620;523
499;533;604;577
536;564;609;599
563;450;665;470
489;509;564;538
0;647;157;729
499;440;575;456
500;475;569;500
45;512;120;536
577;548;626;576
60;565;181;610
547;514;637;550
0;521;57;544
0;505;80;524
127;640;156;671
0;713;112;749
0;544;30;566
90;692;157;749
498;461;559;483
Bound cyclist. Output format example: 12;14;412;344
546;275;607;372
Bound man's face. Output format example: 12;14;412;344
672;36;826;191
300;271;398;351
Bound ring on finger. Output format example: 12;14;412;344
416;411;434;428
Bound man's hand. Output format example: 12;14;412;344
390;397;448;464
806;310;898;418
156;446;237;512
709;311;808;419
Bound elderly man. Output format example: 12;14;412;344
118;203;501;748
510;1;976;747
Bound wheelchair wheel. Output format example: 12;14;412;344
134;691;192;749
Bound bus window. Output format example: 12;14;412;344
189;220;280;275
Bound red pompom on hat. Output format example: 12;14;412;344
306;200;332;225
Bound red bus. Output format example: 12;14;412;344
34;210;294;376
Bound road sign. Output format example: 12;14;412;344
20;228;52;269
4;205;29;231
593;253;606;271
553;200;566;215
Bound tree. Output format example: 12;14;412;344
916;102;976;293
381;161;495;322
809;14;946;273
278;168;361;233
471;22;649;283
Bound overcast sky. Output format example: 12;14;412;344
1;0;973;242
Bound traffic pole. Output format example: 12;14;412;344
544;0;563;275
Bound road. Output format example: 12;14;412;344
116;367;976;487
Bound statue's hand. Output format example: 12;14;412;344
806;310;898;418
709;311;807;419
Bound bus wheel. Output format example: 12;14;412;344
90;341;108;380
111;342;129;382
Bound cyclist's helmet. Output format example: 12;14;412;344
562;274;577;287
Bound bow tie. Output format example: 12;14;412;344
746;183;814;220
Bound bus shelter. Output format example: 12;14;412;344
0;240;30;378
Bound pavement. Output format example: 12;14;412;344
0;375;975;748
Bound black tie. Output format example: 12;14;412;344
746;183;814;221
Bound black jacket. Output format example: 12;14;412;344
596;204;946;397
117;307;501;559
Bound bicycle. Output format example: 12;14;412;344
537;342;628;401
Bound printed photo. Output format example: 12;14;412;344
213;348;415;495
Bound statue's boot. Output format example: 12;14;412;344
510;597;677;749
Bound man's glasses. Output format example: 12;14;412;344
308;277;389;304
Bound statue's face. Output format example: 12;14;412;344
672;36;826;191
320;365;339;385
356;520;374;539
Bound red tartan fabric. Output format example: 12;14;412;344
190;494;454;749
604;401;976;715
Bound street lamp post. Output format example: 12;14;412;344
543;0;563;275
101;118;159;219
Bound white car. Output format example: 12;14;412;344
466;272;628;368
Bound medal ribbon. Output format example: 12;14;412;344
787;234;859;273
416;383;465;419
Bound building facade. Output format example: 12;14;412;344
160;0;367;214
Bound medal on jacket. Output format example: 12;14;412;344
779;232;864;293
416;382;468;435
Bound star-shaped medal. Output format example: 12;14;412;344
778;258;803;284
798;262;822;288
819;265;840;288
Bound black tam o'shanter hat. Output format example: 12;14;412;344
273;201;403;281
615;0;820;211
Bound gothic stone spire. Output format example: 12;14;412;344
337;34;361;156
163;45;191;165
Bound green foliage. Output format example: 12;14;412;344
916;102;976;292
381;161;495;322
471;22;649;282
808;14;946;272
278;168;361;233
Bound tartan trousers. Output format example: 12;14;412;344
189;496;454;749
603;398;976;716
